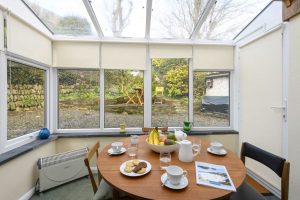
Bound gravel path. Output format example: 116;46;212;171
8;108;229;139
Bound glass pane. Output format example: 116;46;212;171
152;58;188;127
197;0;271;40
91;0;146;37
23;0;97;36
193;72;230;127
104;70;144;128
58;69;100;129
7;60;45;140
150;0;208;39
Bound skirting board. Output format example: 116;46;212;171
18;187;35;200
247;168;281;198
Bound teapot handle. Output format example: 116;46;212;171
192;144;201;157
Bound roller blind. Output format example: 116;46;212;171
193;45;234;70
7;15;52;65
53;42;100;68
150;45;192;58
101;43;146;70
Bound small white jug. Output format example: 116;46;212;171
178;140;200;162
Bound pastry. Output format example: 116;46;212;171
137;167;146;174
126;161;134;167
132;162;147;173
133;159;140;166
124;166;132;173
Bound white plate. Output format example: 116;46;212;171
160;173;188;190
120;160;151;177
108;147;126;155
207;147;227;156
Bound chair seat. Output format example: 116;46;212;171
92;179;113;200
230;182;266;200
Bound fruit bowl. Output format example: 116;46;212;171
146;138;179;153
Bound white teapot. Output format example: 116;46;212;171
178;140;200;162
174;129;187;141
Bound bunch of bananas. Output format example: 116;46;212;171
148;127;160;145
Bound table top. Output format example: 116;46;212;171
98;135;246;200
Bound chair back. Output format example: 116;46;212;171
84;141;101;194
241;142;290;200
142;127;168;133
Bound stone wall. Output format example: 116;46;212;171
7;84;44;111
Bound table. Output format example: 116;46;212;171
98;136;246;200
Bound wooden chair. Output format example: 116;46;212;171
142;127;168;133
230;142;290;200
84;142;113;200
84;141;101;194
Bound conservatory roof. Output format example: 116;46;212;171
22;0;271;41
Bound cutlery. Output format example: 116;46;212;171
161;178;168;187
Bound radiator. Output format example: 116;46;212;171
37;147;88;192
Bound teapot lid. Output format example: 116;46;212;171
180;140;191;145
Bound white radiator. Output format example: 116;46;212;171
37;147;88;192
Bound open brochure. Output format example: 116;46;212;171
195;161;236;191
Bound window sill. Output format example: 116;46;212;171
0;135;58;166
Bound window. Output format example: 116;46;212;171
58;69;100;129
7;60;45;140
104;70;144;128
193;72;230;127
152;58;189;127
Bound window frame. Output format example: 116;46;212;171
0;53;50;153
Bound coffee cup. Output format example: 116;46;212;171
111;142;123;153
166;165;187;185
210;142;223;153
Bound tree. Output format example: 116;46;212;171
159;0;264;40
56;16;92;35
164;65;189;98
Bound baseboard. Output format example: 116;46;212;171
18;187;35;200
247;168;281;198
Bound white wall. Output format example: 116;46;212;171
287;14;300;200
206;77;229;96
0;142;56;200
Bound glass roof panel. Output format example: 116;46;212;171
91;0;147;38
150;0;209;39
23;0;97;36
197;0;272;40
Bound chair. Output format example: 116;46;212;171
154;87;164;104
142;127;168;133
84;142;112;200
230;142;290;200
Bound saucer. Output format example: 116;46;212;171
160;173;188;190
108;147;126;155
207;147;227;156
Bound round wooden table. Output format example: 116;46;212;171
98;135;246;200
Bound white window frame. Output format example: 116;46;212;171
0;52;50;153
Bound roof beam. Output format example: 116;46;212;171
190;0;217;40
82;0;104;38
145;0;152;39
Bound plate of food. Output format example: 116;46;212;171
120;159;151;177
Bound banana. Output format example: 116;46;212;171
153;127;159;145
148;129;154;144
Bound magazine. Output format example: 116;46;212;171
195;161;236;191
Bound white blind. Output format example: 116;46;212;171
101;43;146;70
150;45;192;58
193;45;234;70
53;41;100;68
7;15;52;65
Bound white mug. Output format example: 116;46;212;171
166;165;187;185
111;142;123;153
210;142;223;153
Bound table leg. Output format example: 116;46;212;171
112;188;120;200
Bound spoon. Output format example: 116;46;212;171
161;177;168;187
